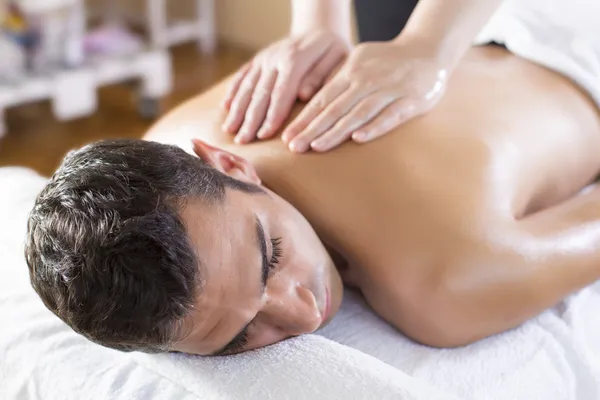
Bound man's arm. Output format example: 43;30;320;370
398;0;506;69
396;184;600;348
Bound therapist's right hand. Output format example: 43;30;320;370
221;30;351;144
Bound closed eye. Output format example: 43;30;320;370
224;238;282;355
268;237;282;271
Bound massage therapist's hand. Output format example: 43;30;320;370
281;39;449;153
221;30;351;144
280;0;508;153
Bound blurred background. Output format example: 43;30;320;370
0;0;302;177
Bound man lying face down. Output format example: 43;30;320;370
26;138;342;355
25;46;600;356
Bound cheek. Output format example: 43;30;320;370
286;217;324;257
283;227;330;285
274;201;327;274
280;251;319;284
291;233;328;279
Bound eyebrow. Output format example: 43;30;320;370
212;214;268;355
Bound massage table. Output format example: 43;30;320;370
0;166;599;399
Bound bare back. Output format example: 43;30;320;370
145;45;600;284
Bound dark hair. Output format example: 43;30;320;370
25;139;261;353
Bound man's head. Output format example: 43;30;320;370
25;138;343;355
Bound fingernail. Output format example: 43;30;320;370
352;132;368;142
257;125;270;139
223;120;235;133
235;130;249;143
281;129;294;143
288;140;303;153
310;141;327;151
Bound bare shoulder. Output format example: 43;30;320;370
143;79;308;170
144;80;232;149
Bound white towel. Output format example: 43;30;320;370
473;0;600;108
318;288;600;400
1;167;599;400
0;167;454;400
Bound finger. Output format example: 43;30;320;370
222;62;252;110
310;92;397;152
255;38;333;140
223;67;261;134
287;85;368;153
255;68;300;140
235;70;278;143
281;77;349;145
351;99;420;143
298;45;346;101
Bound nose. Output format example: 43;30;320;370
261;284;322;336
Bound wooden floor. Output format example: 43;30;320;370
0;43;252;177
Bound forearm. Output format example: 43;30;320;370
290;0;353;42
514;185;600;306
445;187;600;346
397;0;505;70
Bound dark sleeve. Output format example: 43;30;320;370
353;0;420;43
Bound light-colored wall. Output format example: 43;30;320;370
218;0;359;50
216;0;291;50
4;0;289;50
83;0;289;51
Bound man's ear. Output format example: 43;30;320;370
191;139;261;184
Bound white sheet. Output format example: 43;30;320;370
0;167;599;400
473;0;600;108
319;289;600;400
0;167;451;400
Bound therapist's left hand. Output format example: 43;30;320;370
281;40;449;153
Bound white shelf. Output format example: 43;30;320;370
0;0;216;137
0;49;172;136
0;51;171;107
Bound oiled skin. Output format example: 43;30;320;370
145;46;600;347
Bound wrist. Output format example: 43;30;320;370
391;32;459;71
391;0;505;71
290;23;352;41
290;0;353;42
